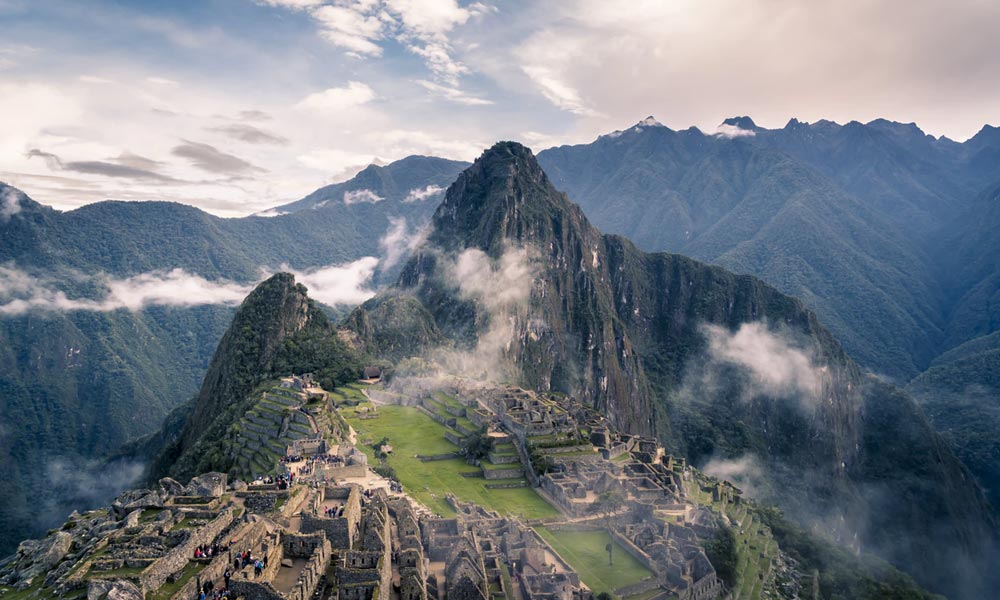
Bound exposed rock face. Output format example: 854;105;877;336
14;531;72;583
185;472;227;497
157;477;185;496
111;489;163;517
87;578;143;600
348;141;997;599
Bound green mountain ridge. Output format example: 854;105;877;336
348;141;997;599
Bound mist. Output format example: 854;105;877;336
0;258;381;316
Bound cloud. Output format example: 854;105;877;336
702;455;767;498
236;109;272;121
449;247;534;311
379;216;427;269
78;75;113;84
256;0;324;8
208;123;289;145
521;65;600;116
704;322;824;404
714;123;756;139
282;257;379;306
1;188;23;221
145;76;179;86
27;149;179;182
266;0;488;83
171;140;263;175
343;188;383;204
403;183;444;202
416;79;492;105
295;81;376;112
430;245;543;381
0;265;254;315
0;257;382;315
252;208;290;218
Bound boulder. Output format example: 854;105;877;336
158;477;185;496
16;531;72;582
281;558;294;568
232;480;249;492
112;489;163;517
185;472;227;497
87;579;144;600
124;509;141;528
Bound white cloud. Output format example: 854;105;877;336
403;183;444;202
705;322;824;402
311;5;387;56
256;0;324;8
145;76;179;86
78;75;114;84
521;65;600;117
450;247;534;312
379;216;427;269
282;257;379;306
416;79;492;105
252;208;289;217
0;265;253;315
266;0;488;83
343;188;383;204
295;81;376;112
702;455;766;497
1;188;23;221
0;258;382;315
714;123;756;139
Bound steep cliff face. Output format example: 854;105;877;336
150;273;361;480
349;142;996;598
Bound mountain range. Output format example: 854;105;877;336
340;141;996;599
1;116;998;597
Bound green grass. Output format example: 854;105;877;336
535;528;653;597
342;402;558;520
147;561;206;600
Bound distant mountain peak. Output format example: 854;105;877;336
722;115;759;131
428;141;581;254
600;116;668;140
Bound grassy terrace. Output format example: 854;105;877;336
535;528;653;597
148;561;207;600
340;399;558;520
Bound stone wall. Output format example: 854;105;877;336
230;579;285;600
166;521;272;600
316;463;367;480
237;491;290;514
481;467;523;480
302;486;360;549
139;507;233;594
281;533;332;600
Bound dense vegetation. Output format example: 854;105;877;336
350;142;997;599
537;117;1000;382
149;273;365;480
754;506;943;600
0;157;465;553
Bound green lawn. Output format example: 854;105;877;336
535;528;653;597
342;402;558;519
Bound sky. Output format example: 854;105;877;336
1;0;998;217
